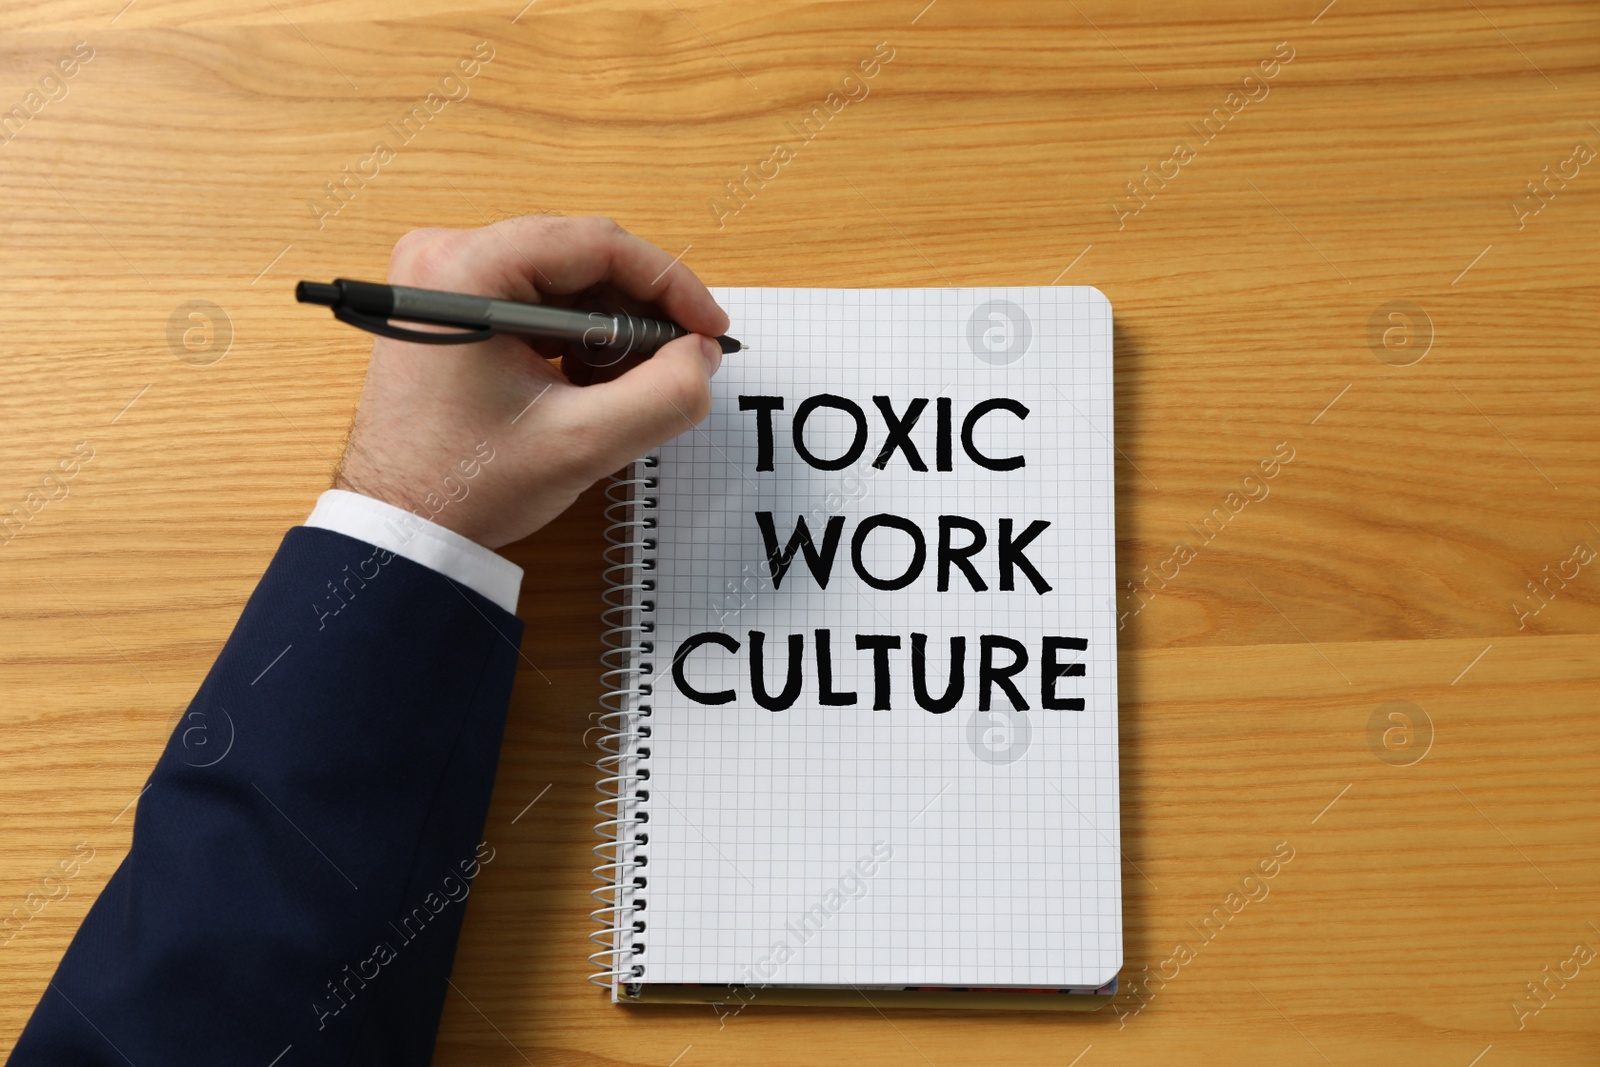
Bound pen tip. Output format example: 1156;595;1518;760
718;336;744;355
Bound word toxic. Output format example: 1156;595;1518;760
739;394;1030;473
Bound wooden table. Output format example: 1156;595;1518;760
2;1;1597;1063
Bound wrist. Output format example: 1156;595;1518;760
333;439;502;549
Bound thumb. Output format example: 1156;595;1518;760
570;333;721;473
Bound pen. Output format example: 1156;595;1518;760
295;278;743;356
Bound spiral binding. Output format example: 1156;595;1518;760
588;454;658;997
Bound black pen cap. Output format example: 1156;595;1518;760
295;279;394;316
332;279;395;316
295;281;342;307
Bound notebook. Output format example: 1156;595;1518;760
590;287;1121;1010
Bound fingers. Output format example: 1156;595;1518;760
487;216;730;337
559;333;721;476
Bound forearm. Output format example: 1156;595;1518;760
11;525;522;1066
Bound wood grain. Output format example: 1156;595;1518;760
2;0;1597;1063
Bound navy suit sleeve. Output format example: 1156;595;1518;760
10;526;524;1066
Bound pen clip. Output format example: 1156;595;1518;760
332;306;495;346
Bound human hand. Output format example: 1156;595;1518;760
332;216;729;549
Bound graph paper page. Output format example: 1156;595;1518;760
636;287;1120;990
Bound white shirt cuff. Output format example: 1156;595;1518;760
304;489;523;614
